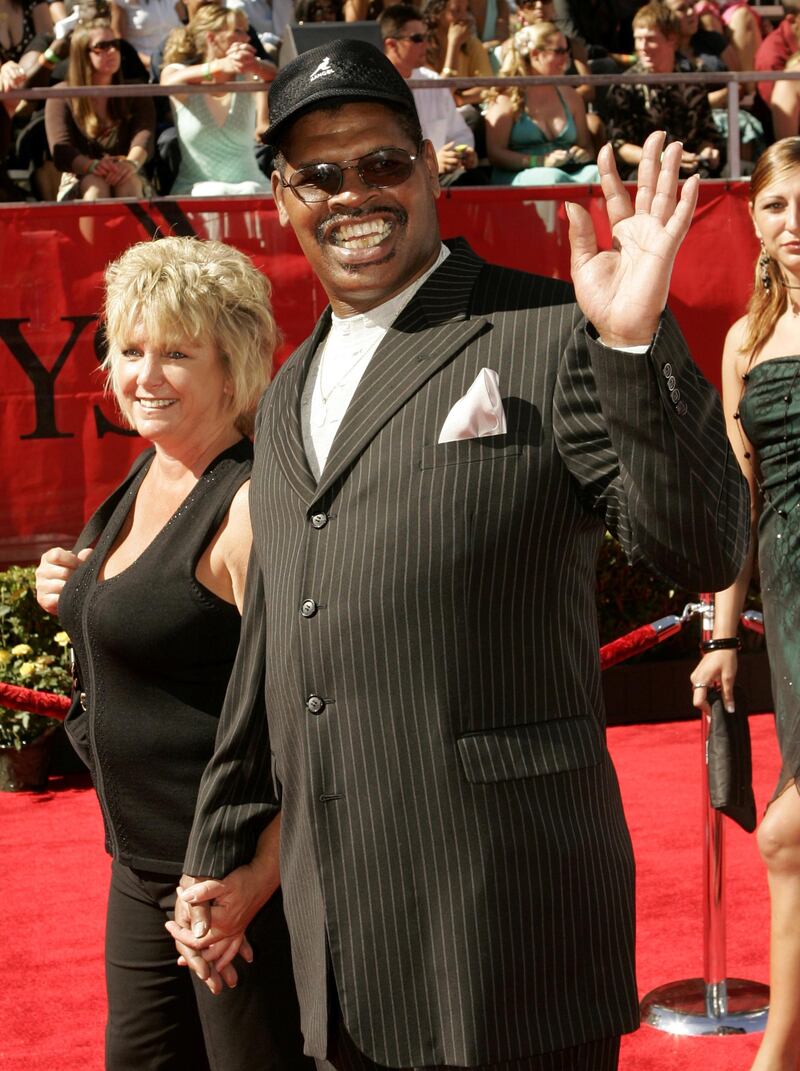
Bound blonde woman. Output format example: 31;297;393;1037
691;138;800;1071
161;2;275;196
44;17;153;201
35;237;312;1071
484;22;599;186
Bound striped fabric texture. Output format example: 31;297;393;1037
186;240;749;1067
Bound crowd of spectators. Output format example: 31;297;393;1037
0;0;798;201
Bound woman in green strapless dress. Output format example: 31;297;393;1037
692;137;800;1071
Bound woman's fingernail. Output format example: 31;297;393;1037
193;922;207;938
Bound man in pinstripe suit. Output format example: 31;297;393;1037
171;40;748;1071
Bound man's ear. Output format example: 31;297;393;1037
271;170;291;226
421;138;441;199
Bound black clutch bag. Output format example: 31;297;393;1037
706;685;757;833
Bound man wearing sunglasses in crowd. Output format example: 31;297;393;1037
379;2;479;186
172;38;748;1071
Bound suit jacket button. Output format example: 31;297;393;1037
670;388;681;403
667;375;677;391
311;512;328;529
306;694;325;715
676;400;688;415
301;598;318;618
662;362;672;378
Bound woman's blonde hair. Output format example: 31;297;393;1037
484;21;559;114
163;2;248;66
103;237;277;437
742;136;800;362
68;17;130;139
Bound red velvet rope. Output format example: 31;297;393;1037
0;681;70;720
0;619;680;720
599;624;663;672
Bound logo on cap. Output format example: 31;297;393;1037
310;56;334;82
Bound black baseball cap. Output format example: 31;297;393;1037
262;39;420;147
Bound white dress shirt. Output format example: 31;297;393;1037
301;245;450;479
410;67;474;152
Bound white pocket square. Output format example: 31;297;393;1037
438;369;507;444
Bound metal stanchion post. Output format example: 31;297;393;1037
639;594;769;1035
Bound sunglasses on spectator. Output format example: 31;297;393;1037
279;146;421;203
539;45;570;54
517;0;552;7
89;38;122;52
391;32;427;42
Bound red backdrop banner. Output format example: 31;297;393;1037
0;183;756;564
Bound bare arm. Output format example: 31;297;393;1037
199;480;253;613
725;5;761;95
484;96;527;171
770;78;800;143
573;56;594;104
691;318;758;713
342;0;368;19
111;2;126;40
162;45;275;93
32;1;54;35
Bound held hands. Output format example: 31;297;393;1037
167;874;254;994
88;155;136;187
567;145;592;165
35;547;92;614
543;146;591;168
216;41;259;78
166;858;276;993
544;148;571;168
690;650;738;714
566;130;699;349
0;60;26;92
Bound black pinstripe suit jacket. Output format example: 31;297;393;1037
186;240;748;1066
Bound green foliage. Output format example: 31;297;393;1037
0;567;71;750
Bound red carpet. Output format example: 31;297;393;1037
1;715;780;1071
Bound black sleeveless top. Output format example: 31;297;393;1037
59;439;253;872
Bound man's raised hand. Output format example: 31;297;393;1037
566;130;700;349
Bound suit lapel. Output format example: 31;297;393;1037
268;310;332;503
313;242;488;503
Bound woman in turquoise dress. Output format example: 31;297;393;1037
484;21;599;186
692;137;800;1071
160;3;275;196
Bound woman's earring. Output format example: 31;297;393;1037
759;239;771;292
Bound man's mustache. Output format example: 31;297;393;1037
316;206;408;243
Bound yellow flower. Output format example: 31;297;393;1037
11;643;32;657
18;662;37;678
54;631;70;647
0;650;11;665
36;655;55;667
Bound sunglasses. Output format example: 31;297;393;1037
280;146;420;203
89;38;122;52
392;32;427;42
539;45;570;54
